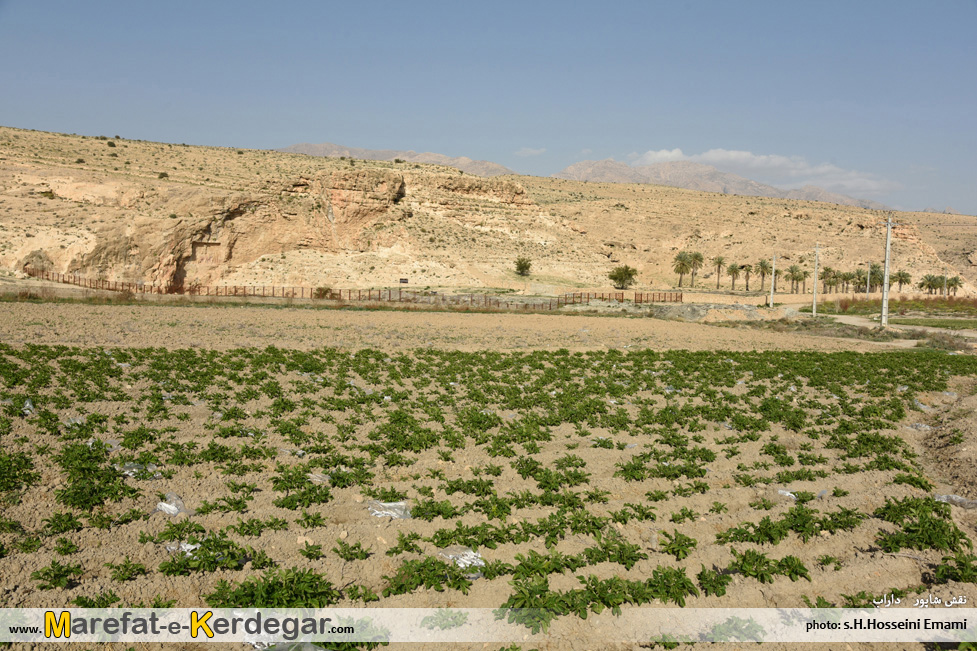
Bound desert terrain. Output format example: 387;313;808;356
0;126;974;298
1;128;977;651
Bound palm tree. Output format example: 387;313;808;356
841;271;856;294
819;267;835;294
688;251;704;287
869;263;884;292
712;256;726;289
893;270;912;292
948;276;963;296
756;259;772;292
802;270;811;294
727;262;741;290
672;251;692;287
742;264;752;292
786;265;803;293
918;274;938;295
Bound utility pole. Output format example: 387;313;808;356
812;243;820;317
769;255;776;308
881;214;893;327
944;266;948;297
865;261;871;301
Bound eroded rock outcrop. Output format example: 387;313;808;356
431;176;530;205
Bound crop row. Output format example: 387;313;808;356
1;344;976;647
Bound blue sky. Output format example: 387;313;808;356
1;0;975;213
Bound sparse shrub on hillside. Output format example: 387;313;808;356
106;140;116;147
158;172;169;179
609;265;637;290
515;257;531;277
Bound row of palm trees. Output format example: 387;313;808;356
672;252;773;291
819;267;961;295
672;251;963;295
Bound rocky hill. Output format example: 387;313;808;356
0;126;972;294
279;142;514;178
554;159;889;210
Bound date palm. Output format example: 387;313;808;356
918;274;938;294
742;264;752;292
948;276;962;296
712;256;726;289
840;271;856;293
726;262;741;291
688;251;704;287
869;263;884;292
756;259;772;292
786;265;803;293
892;270;911;292
672;251;692;287
819;267;835;294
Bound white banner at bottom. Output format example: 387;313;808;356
0;607;973;645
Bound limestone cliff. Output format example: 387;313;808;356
0;126;971;293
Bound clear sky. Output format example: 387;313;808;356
1;1;974;213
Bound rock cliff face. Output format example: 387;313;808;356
0;127;971;293
1;141;533;288
60;169;414;288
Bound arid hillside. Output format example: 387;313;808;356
1;126;974;294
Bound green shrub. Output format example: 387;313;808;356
609;265;638;289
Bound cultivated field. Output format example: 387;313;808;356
1;302;976;650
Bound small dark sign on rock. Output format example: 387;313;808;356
399;278;408;284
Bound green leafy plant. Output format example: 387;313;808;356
609;265;638;289
105;556;147;581
31;559;84;589
205;568;343;607
386;531;423;556
73;591;120;607
333;539;371;561
296;510;327;528
54;537;79;555
697;565;732;597
299;542;323;560
421;608;470;630
660;530;697;560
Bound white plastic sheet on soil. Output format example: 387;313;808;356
936;494;977;509
368;500;411;519
156;493;194;516
164;541;201;556
116;461;160;478
438;545;486;570
439;545;486;579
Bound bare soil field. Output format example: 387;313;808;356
1;302;977;651
0;300;905;354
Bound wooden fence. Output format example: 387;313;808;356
23;269;683;309
634;292;683;304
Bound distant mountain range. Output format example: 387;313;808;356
552;159;889;210
280;143;888;210
278;143;514;178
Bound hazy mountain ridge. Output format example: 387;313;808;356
285;144;890;210
279;142;514;178
554;159;889;210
